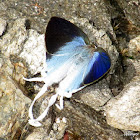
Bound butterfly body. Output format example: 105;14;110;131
24;17;111;127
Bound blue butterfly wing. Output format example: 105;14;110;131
59;47;111;93
83;47;111;85
46;37;87;73
45;17;90;73
45;17;111;93
27;17;111;126
45;17;89;55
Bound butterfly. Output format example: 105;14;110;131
23;17;111;127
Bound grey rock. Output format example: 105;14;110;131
73;79;112;111
25;117;67;140
0;57;31;139
0;18;7;36
0;0;139;139
127;35;140;59
106;60;140;131
116;0;140;28
54;100;128;140
19;29;46;75
0;18;27;57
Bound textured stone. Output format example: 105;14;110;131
54;100;129;140
105;59;140;131
0;58;31;139
73;80;112;111
0;18;7;36
0;18;27;57
106;78;140;131
127;35;140;59
0;0;139;139
25;117;67;140
116;0;140;27
19;29;46;75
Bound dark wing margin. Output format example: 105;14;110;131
45;17;89;54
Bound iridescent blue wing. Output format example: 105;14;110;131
83;47;111;85
58;47;111;94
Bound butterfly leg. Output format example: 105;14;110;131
28;83;49;126
27;76;60;127
29;92;59;126
55;87;74;110
23;76;45;82
55;95;64;110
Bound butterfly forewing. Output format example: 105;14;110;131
45;17;89;55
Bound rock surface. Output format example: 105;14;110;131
0;0;140;140
127;35;140;59
106;75;140;131
0;18;7;36
115;0;140;28
0;55;31;139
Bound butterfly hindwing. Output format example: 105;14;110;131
83;47;111;85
